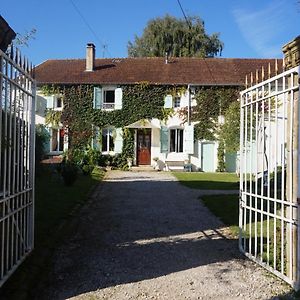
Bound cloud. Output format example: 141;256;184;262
232;0;288;57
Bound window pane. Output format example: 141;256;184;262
59;129;64;151
105;90;115;103
170;129;175;152
52;129;58;151
174;97;181;108
56;97;62;108
102;129;108;152
178;129;183;152
109;130;114;151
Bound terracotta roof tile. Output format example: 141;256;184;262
35;57;283;86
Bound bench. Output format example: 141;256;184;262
165;160;192;172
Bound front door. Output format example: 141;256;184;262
137;129;151;165
201;142;215;172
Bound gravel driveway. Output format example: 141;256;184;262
36;171;289;299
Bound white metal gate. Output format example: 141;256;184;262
240;65;300;288
0;46;35;287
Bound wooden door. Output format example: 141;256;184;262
137;129;151;165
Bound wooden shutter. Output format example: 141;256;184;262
164;95;173;108
46;95;54;109
115;88;123;110
183;124;194;154
93;87;102;109
114;128;123;153
160;126;169;153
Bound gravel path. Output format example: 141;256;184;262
36;171;290;300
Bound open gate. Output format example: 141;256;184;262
0;46;35;287
239;64;300;288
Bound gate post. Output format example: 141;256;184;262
282;36;300;288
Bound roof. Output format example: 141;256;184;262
35;57;283;86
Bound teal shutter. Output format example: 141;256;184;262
46;95;54;108
114;128;123;153
183;124;194;154
92;126;101;150
160;126;169;153
93;87;102;109
164;95;173;108
115;88;123;110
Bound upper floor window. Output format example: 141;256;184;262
173;96;181;108
93;87;122;110
56;97;63;108
103;90;115;109
170;128;183;153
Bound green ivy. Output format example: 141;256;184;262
41;83;178;167
192;86;240;141
45;109;62;128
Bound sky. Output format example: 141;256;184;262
1;0;299;65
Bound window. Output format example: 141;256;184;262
51;128;64;152
102;128;114;152
103;90;115;109
56;97;62;108
173;96;181;108
170;128;183;152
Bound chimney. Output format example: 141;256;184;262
86;43;95;71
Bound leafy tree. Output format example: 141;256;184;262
128;15;223;57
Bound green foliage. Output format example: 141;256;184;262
192;87;240;141
219;101;240;152
35;124;50;168
60;161;78;186
42;83;174;168
216;140;225;172
128;15;223;57
45;109;62;128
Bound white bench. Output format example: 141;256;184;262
165;160;185;172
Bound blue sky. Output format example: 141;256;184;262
1;0;299;65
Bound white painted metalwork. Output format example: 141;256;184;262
0;45;35;287
240;65;300;288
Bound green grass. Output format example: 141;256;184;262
174;172;239;190
201;194;240;236
0;165;105;299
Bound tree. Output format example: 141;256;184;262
128;15;223;58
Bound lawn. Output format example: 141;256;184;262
0;165;105;299
201;194;239;236
174;172;239;190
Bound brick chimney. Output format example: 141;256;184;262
86;43;95;72
282;36;300;70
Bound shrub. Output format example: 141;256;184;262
61;161;78;186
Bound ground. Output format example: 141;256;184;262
35;171;290;299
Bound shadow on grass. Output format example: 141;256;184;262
0;164;104;300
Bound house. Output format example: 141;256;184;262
34;43;281;171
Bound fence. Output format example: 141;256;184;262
239;64;300;288
0;45;35;287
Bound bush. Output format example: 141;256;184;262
61;161;78;186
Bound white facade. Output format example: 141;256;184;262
36;85;228;171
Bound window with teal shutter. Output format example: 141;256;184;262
93;87;102;109
114;128;123;153
160;126;169;153
164;95;173;108
183;124;194;154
